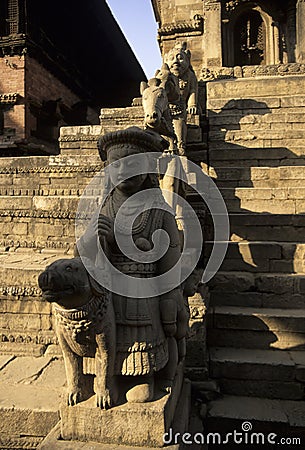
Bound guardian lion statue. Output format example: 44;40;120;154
38;257;117;409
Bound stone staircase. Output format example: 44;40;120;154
205;75;305;437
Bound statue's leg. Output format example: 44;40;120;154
126;375;154;403
158;336;178;394
173;118;187;156
95;303;118;409
58;330;84;406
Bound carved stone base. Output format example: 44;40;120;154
38;365;191;449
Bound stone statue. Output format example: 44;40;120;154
38;257;117;409
141;63;180;151
164;41;199;155
75;127;186;403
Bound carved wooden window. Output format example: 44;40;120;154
234;10;266;66
0;0;23;36
7;0;19;34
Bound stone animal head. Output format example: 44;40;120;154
38;257;105;309
141;77;169;129
164;41;191;78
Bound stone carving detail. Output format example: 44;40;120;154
200;63;305;80
0;331;56;345
39;127;189;409
158;15;203;38
39;257;117;408
141;63;180;151
0;285;42;297
140;64;180;151
0;93;19;104
225;0;252;13
205;0;221;12
0;165;101;175
164;41;199;155
0;239;72;252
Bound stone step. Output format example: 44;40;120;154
209;147;305;168
223;198;301;214
209;306;305;334
219;187;305;202
206;241;305;274
209;347;305;400
207;306;305;351
207;395;305;436
228;213;305;242
210;291;305;310
209;166;305;188
209;271;305;298
0;355;63;448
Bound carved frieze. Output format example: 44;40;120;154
0;165;101;174
204;0;221;12
0;331;56;344
0;239;72;252
0;93;19;104
199;63;305;80
0;285;42;297
158;15;203;39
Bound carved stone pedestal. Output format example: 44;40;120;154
38;364;191;449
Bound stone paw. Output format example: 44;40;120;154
160;379;173;395
67;388;82;406
96;389;112;409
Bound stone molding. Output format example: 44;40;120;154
0;209;93;220
0;93;19;104
205;0;221;12
0;188;84;196
0;34;26;56
0;239;72;252
0;330;56;345
200;63;305;80
0;209;76;219
158;15;203;39
0;165;101;174
59;135;100;142
0;285;42;297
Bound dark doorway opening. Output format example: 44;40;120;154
234;10;265;66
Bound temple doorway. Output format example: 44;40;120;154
233;10;266;66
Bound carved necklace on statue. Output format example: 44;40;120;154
107;192;151;236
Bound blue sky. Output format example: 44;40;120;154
106;0;162;78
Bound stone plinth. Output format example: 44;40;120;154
38;370;190;449
60;365;188;448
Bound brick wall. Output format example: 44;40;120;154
25;56;83;141
0;56;25;141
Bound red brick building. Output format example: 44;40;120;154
0;0;146;154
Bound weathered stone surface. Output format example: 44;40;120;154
60;370;187;448
0;356;64;440
208;329;305;351
219;379;304;401
210;347;295;381
208;395;289;424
